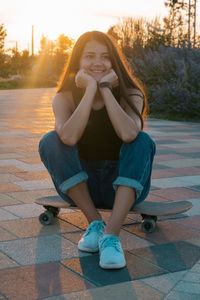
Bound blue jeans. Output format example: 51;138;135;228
38;130;156;210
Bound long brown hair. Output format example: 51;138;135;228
57;31;148;128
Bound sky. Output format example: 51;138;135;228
1;0;199;53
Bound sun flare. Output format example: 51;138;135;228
2;0;199;53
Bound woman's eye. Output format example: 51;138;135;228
85;54;93;59
102;55;110;60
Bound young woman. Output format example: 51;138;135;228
39;31;156;269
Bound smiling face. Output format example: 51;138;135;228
79;40;112;82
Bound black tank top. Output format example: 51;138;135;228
78;106;122;161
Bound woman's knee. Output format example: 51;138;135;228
39;130;58;152
120;131;156;157
134;131;155;149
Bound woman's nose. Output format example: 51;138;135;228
93;57;103;65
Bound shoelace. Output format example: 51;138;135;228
100;236;121;252
85;220;105;236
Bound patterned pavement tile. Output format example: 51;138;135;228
1;218;79;238
0;263;93;300
18;157;42;164
157;158;200;168
178;152;200;158
164;290;200;299
63;229;154;251
152;164;172;170
140;271;187;294
152;175;200;189
124;219;200;244
0;252;19;270
130;241;200;273
186;237;200;248
154;154;186;162
173;281;200;295
13;179;54;190
176;175;200;185
0;194;21;206
0;208;19;221
16;146;39;152
43;281;164;300
62;231;84;245
182;271;200;284
165;142;200;149
189;185;200;192
7;189;57;203
0;174;23;183
0;166;24;173
174;216;200;230
59;212;89;230
183;199;200;217
0;235;89;265
174;147;200;153
0;159;45;172
151;169;180;179
2;203;45;218
146;193;169;203
61;252;166;287
164;167;200;177
154;149;177;155
149;187;200;201
0;227;17;241
0;153;24;159
155;140;186;145
0;183;24;193
15;171;50;180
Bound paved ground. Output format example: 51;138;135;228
0;88;200;300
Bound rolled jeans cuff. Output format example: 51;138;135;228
113;176;144;201
59;171;88;194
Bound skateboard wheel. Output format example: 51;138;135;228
141;218;156;233
39;211;54;225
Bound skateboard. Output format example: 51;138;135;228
35;196;192;233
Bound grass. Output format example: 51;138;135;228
0;78;57;90
150;113;200;123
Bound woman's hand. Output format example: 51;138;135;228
75;69;97;90
99;69;119;88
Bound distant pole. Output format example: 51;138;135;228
188;0;191;48
193;0;197;47
32;25;34;57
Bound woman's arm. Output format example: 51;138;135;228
100;87;143;142
53;71;97;146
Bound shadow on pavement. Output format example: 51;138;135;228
35;225;66;299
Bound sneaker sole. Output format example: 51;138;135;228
78;245;99;253
99;262;126;269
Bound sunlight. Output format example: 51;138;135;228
2;0;199;53
2;0;168;53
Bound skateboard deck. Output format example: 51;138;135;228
35;195;192;233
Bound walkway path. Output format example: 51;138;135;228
0;88;200;299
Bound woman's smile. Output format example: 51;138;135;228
80;40;112;82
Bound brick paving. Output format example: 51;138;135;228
0;88;200;300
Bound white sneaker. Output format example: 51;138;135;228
78;220;106;253
99;234;126;269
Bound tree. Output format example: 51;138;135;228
164;0;198;47
107;17;169;55
54;34;74;76
0;23;7;52
0;24;7;77
56;34;74;54
107;17;147;57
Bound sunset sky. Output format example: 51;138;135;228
1;0;199;53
